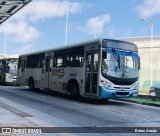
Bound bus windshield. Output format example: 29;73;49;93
7;59;18;74
102;49;138;79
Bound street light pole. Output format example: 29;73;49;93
141;18;153;87
95;30;97;39
3;29;6;57
65;4;69;46
65;3;75;46
32;39;35;51
150;23;153;87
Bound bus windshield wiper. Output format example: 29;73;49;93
112;49;120;69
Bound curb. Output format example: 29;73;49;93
115;98;160;108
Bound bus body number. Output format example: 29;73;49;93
70;73;77;77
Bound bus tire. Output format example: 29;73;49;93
68;80;79;98
28;78;35;90
70;85;79;98
100;98;109;102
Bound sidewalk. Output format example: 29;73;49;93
0;97;54;135
0;97;78;136
0;101;37;127
0;97;102;136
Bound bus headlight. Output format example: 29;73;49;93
131;81;139;90
134;86;139;90
100;80;111;89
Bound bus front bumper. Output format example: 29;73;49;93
99;86;139;99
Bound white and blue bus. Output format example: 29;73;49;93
0;57;18;84
17;39;140;99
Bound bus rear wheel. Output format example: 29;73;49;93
28;79;35;90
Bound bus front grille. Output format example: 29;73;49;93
114;86;131;90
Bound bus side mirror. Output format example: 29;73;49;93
118;54;120;69
102;51;106;59
138;56;140;70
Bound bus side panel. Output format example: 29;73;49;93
50;67;84;94
34;68;45;88
21;69;43;88
50;68;64;92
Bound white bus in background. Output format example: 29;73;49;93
17;39;140;99
0;57;18;84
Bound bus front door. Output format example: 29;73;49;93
85;51;99;96
45;57;52;89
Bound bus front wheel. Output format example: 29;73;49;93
70;84;79;98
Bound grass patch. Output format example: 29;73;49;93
122;97;160;105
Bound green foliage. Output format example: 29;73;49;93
123;97;160;105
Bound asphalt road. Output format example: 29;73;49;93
0;85;160;136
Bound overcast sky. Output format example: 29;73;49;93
0;0;160;54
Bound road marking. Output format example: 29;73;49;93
25;117;55;127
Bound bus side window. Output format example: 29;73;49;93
26;55;38;69
62;58;69;67
86;53;91;72
69;47;84;67
55;50;69;68
53;53;56;68
93;52;98;72
70;56;80;67
37;53;45;68
56;56;63;67
18;57;21;69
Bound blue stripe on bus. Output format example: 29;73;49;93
99;86;138;99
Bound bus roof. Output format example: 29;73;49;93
19;39;102;57
19;38;137;57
